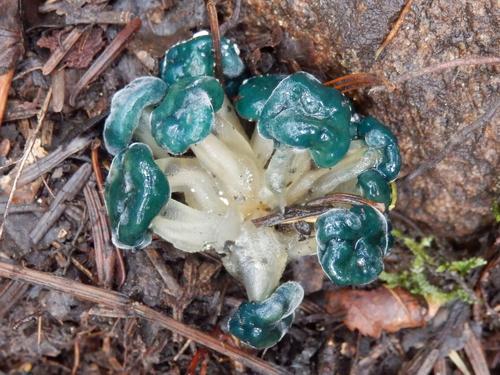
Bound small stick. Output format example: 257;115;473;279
0;261;288;375
145;248;181;295
0;88;52;240
0;69;14;125
69;18;141;106
206;0;224;83
375;0;415;60
42;27;85;75
252;193;385;227
30;163;92;245
90;139;105;194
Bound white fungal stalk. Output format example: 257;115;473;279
135;98;373;301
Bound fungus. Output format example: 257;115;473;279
160;31;244;86
102;32;402;349
103;77;167;155
315;203;392;286
105;143;170;249
228;281;304;349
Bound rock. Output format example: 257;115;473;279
236;0;499;237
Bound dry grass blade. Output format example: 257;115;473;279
0;87;52;240
42;27;85;75
0;260;289;375
0;280;29;318
206;0;224;83
83;181;116;287
463;323;490;375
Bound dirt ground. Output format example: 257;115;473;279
0;0;498;374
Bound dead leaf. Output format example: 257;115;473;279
37;27;105;70
325;286;427;338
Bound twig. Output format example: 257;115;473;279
83;181;116;288
0;69;14;124
0;88;52;240
42;27;86;76
463;323;490;375
220;0;241;35
391;56;500;85
15;135;92;188
90;139;105;195
30;163;92;245
375;0;415;60
0;260;289;375
405;98;500;181
145;248;181;295
206;1;224;83
0;202;45;214
252;193;385;227
69;18;141;106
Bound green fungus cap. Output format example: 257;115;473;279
103;77;168;155
258;72;352;168
228;281;304;349
160;32;244;86
105;143;170;249
357;169;392;208
357;116;401;181
315;204;392;286
150;76;224;154
235;75;285;121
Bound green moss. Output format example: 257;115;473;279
228;282;304;349
380;230;485;304
315;204;391;286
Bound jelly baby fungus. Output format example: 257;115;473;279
160;31;244;86
315;203;392;286
228;281;304;349
103;77;167;155
102;31;402;349
105;143;170;249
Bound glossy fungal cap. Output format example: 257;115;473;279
315;204;391;286
150;76;224;154
103;77;168;155
357;169;392;208
235;75;285;121
357;116;401;181
228;282;304;349
258;72;352;168
105;143;170;249
160;33;244;86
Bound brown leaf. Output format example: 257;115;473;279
325;286;427;338
37;27;105;70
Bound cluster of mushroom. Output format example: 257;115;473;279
103;32;401;349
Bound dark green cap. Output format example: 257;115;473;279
151;76;224;154
228;282;304;349
357;169;392;208
103;77;168;155
357;116;401;181
160;33;244;86
105;143;170;249
258;72;352;168
315;204;392;285
235;75;285;121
